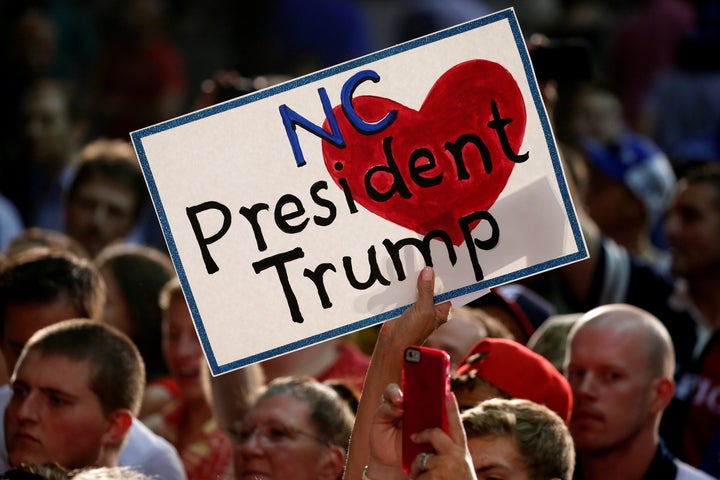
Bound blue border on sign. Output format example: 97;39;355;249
131;8;587;376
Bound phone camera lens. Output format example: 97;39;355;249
406;348;421;363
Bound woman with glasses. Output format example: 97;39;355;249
233;375;355;480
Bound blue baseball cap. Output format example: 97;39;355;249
583;133;677;223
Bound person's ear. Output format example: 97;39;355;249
317;445;346;480
650;377;675;414
102;409;134;446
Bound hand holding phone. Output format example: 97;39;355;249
401;345;450;473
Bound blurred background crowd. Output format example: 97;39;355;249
2;0;720;250
2;0;720;479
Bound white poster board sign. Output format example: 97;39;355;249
131;9;587;375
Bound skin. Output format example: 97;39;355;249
104;267;169;420
583;165;646;252
664;180;720;283
366;383;476;480
14;9;57;77
565;309;673;479
64;174;138;258
343;267;451;480
467;435;532;480
567;320;657;452
410;399;476;480
1;295;82;373
236;394;344;480
162;296;204;404
572;89;624;145
5;351;129;469
425;311;489;370
160;293;222;459
23;82;77;175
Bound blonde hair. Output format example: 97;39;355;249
462;398;575;480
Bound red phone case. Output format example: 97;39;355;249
401;345;450;473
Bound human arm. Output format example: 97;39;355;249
343;266;451;480
363;383;407;480
361;382;477;480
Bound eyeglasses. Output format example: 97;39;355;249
231;421;330;448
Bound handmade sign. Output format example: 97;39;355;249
131;9;587;375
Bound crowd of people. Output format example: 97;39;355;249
1;0;720;478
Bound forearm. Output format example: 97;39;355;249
344;324;404;480
343;267;450;480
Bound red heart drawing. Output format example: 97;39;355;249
322;59;527;245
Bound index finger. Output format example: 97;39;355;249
444;391;468;449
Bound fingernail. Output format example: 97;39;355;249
422;266;433;280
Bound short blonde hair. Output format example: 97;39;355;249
462;398;575;480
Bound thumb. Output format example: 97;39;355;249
416;266;436;309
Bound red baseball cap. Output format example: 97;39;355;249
454;338;572;424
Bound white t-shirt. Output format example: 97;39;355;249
675;459;716;480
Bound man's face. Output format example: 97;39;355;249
23;84;73;170
236;394;335;480
5;351;109;469
425;313;488;371
572;90;624;144
1;295;81;373
566;321;655;453
584;165;643;236
664;180;720;280
467;434;531;480
64;174;138;257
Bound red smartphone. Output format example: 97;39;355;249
401;345;451;473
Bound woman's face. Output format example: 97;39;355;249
235;394;340;480
162;295;204;403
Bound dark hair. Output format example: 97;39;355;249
65;139;147;222
22;319;145;416
0;248;105;337
323;379;360;415
529;37;594;83
95;243;175;379
681;161;720;206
